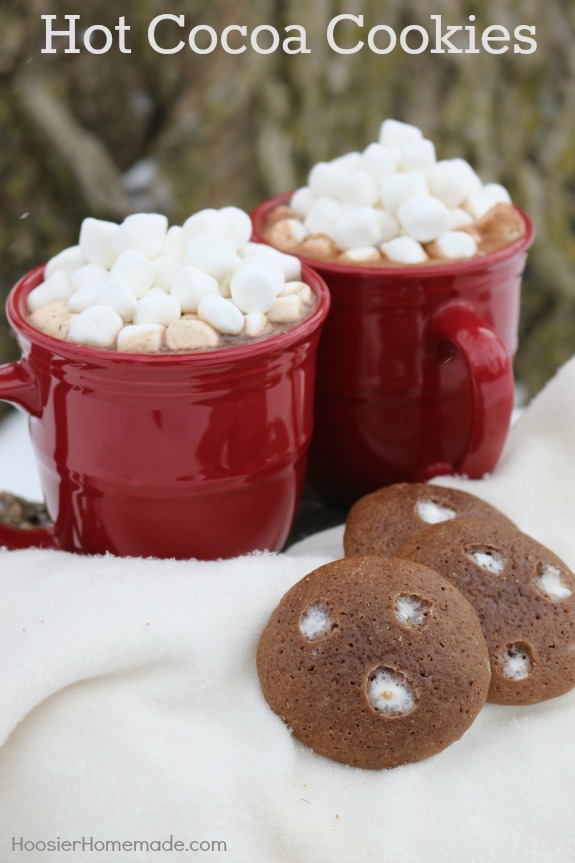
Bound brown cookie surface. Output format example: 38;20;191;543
395;518;575;705
344;483;515;558
257;555;490;770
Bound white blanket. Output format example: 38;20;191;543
1;359;575;863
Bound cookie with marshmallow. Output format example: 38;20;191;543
257;554;490;769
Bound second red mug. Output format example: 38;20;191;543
252;196;535;503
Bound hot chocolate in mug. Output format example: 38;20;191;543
252;195;535;503
0;265;330;559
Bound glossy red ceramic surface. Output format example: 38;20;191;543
252;196;535;503
0;265;330;558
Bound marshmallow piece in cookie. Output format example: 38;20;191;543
112;213;168;259
117;324;165;354
381;171;429;216
134;291;181;327
198;295;244;335
171;266;220;313
398;195;451;243
379;118;423;148
94;279;137;323
290;187;315;219
331;207;382;251
304;197;346;235
382;236;428;264
68;305;123;348
110;250;156;299
465;183;512;220
337;171;380;208
29;301;73;340
267;294;302;323
185;236;238;282
400;139;436;173
430;231;478;260
166;318;220;351
27;271;73;312
79;218;118;268
45;245;84;279
230;259;282;314
429;159;482;209
360;143;400;182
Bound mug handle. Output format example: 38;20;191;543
423;300;514;480
0;360;57;549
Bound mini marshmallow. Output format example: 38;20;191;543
330;151;362;173
183;208;227;239
68;305;123;348
290;187;315;219
70;263;108;294
337;171;380;207
111;213;168;259
397;195;451;243
267;294;302;323
431;231;478;260
377;210;400;242
45;245;84;279
230;259;282;314
298;235;338;260
465;183;512;220
27;271;72;312
197;295;244;335
117;324;165;354
241;244;302;281
379;118;423;149
134;291;181;327
79;218;118;269
267;218;308;251
304;197;346;235
171;266;220;313
381;171;429;216
381;236;428;264
339;246;381;264
152;255;181;292
220;206;254;250
29;301;73;341
244;313;272;338
185;236;238;282
165;318;220;351
429;159;482;209
400;139;437;173
163;225;186;259
68;283;99;314
360;143;400;182
331;207;382;251
449;207;474;229
308;161;347;198
94;279;137;323
280;281;313;303
110;250;156;299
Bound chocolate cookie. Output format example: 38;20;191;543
395;518;575;705
344;483;514;558
257;555;490;769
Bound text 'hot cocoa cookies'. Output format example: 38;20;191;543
257;556;490;770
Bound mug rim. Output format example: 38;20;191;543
8;262;331;365
251;193;536;279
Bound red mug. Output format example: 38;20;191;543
0;265;330;558
252;195;535;503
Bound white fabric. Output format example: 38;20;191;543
1;358;575;862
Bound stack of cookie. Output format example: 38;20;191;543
257;484;575;769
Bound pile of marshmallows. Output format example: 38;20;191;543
27;208;311;352
285;118;513;264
